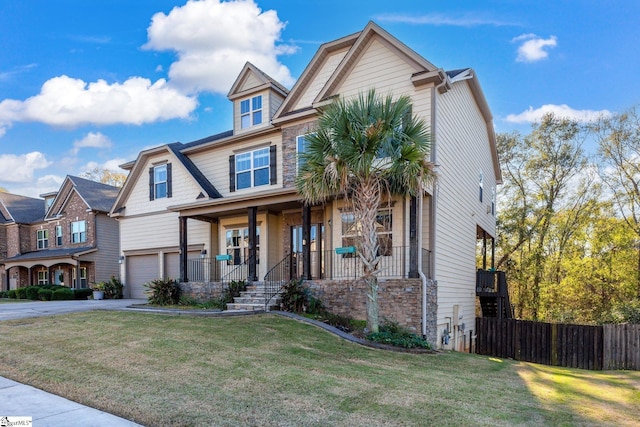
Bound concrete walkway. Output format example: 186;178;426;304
0;377;143;426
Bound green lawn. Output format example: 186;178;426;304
0;312;638;426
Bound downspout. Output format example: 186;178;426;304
419;71;446;341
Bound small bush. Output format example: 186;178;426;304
0;291;6;298
7;290;17;299
104;276;124;299
179;296;225;310
38;288;53;301
366;319;432;349
145;278;181;305
73;288;93;300
25;286;41;300
15;288;27;299
51;288;74;301
279;278;310;313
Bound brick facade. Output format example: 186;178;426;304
281;121;318;188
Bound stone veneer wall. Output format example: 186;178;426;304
281;121;318;188
180;281;226;302
306;278;438;342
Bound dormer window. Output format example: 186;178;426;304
149;163;172;201
241;95;263;129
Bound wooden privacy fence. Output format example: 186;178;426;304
475;318;640;370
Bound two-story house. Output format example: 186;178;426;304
0;176;120;290
110;22;501;349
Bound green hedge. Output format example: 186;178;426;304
51;288;74;301
38;289;53;301
73;288;93;300
15;288;27;299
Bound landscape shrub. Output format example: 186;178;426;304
51;288;74;301
145;278;181;305
25;286;41;300
73;288;93;300
7;290;17;299
0;291;6;298
15;288;27;299
38;289;53;301
366;319;432;349
279;278;311;313
103;276;124;299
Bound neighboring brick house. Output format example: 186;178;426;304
111;22;502;349
0;176;120;291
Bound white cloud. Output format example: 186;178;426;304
81;158;129;175
0;75;197;135
506;104;613;124
0;152;51;183
143;0;296;94
375;12;516;27
512;34;557;62
72;132;112;155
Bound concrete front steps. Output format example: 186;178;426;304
226;282;281;312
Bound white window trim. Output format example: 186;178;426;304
71;220;87;243
235;147;270;190
154;164;168;199
240;95;263;129
37;229;48;250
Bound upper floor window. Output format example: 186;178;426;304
296;135;310;172
240;95;263;129
149;163;172;201
55;225;63;246
37;229;48;249
236;147;270;190
71;220;87;243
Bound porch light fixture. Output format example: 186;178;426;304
200;249;207;259
118;256;125;264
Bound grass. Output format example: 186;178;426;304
0;312;638;427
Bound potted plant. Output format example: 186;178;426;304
92;282;106;300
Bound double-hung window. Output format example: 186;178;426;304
341;208;393;257
240;95;263;129
55;225;63;246
236;147;270;190
154;164;167;199
37;229;48;249
296;135;310;172
38;270;48;285
71;220;87;243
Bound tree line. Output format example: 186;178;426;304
495;107;640;324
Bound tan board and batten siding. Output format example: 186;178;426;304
119;152;210;296
434;79;498;341
84;214;120;283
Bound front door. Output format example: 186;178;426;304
291;224;324;279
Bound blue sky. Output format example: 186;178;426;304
0;0;637;197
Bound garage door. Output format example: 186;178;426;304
127;254;159;299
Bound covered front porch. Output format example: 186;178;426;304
2;247;96;290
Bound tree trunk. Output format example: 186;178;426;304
353;176;382;333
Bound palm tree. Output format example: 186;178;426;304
296;89;434;333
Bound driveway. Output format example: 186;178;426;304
0;299;146;321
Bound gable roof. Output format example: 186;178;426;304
44;175;120;220
227;62;289;100
111;141;223;215
0;192;43;224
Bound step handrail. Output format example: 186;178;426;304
263;252;294;311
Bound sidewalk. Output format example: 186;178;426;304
0;376;143;426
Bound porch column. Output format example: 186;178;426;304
248;206;258;281
179;216;189;282
482;230;488;270
28;267;32;286
491;236;496;270
409;196;419;278
302;204;312;280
